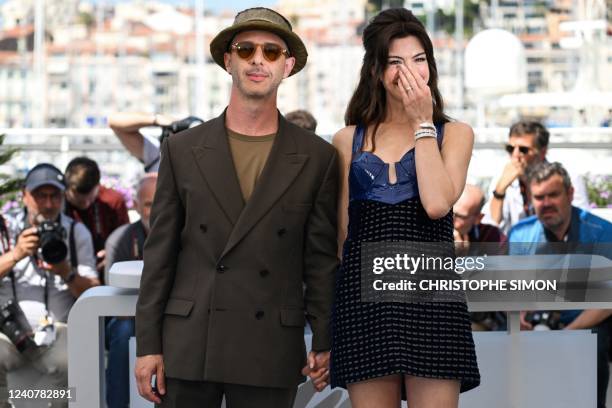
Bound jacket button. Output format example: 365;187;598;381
255;310;265;320
277;228;287;236
199;224;207;233
216;264;227;273
259;269;269;277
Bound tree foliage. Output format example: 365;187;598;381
0;134;22;199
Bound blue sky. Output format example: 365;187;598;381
125;0;278;13
0;0;278;13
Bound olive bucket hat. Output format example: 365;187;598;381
209;7;308;76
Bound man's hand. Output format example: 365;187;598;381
301;351;330;392
96;249;106;272
495;161;523;194
42;259;71;279
520;311;533;331
12;227;39;261
453;229;470;256
154;114;174;127
135;354;165;403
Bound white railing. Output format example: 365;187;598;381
1;127;611;180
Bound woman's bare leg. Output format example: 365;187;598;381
347;374;402;408
404;375;460;408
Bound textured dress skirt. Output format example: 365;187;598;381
330;125;480;395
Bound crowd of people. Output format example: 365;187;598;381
0;5;610;408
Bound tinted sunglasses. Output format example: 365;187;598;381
230;41;290;62
505;144;533;155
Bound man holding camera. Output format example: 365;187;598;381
0;163;99;408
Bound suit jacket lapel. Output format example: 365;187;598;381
221;114;308;258
191;112;244;225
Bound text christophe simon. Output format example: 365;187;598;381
371;254;557;292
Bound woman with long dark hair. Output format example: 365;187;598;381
328;8;480;407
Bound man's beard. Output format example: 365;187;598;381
540;210;564;230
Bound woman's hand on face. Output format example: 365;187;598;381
396;63;433;127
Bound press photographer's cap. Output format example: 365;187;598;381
24;163;66;192
209;7;308;76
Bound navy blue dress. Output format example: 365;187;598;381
330;124;480;394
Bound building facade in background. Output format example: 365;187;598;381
0;0;610;133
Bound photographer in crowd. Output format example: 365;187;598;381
109;112;204;172
0;164;99;407
64;157;129;281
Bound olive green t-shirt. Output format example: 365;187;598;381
227;129;276;201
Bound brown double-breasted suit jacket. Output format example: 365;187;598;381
135;111;339;388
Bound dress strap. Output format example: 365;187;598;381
436;123;445;150
351;125;366;159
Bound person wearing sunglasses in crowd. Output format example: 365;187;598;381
482;120;589;235
134;7;338;408
329;8;480;407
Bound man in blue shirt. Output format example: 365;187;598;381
509;161;612;408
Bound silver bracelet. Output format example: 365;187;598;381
419;122;436;131
415;129;437;141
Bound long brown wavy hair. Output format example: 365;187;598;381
345;8;450;151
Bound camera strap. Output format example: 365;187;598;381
0;215;18;301
42;220;76;316
69;220;78;268
92;201;102;240
144;156;160;173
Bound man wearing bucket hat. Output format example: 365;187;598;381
135;7;338;407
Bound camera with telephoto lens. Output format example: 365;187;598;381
159;116;204;144
0;299;38;353
36;220;67;264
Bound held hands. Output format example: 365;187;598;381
135;354;166;403
396;63;433;128
302;351;330;392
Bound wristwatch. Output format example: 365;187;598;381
492;190;506;199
